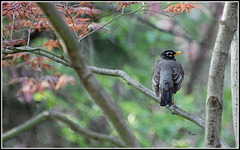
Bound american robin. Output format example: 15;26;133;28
151;50;184;106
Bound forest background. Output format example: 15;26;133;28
2;1;238;148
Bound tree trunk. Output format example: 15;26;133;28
204;2;238;148
38;3;140;147
231;31;239;148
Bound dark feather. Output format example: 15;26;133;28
160;89;172;106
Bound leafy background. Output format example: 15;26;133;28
2;2;235;148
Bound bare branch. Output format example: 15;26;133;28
3;46;71;67
2;111;126;147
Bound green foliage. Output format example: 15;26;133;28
33;91;56;109
172;139;191;148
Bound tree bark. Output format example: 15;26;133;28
231;31;239;148
204;2;238;148
38;3;140;147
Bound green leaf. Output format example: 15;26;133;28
33;91;56;109
33;92;46;102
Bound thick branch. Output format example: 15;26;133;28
2;111;126;147
37;3;140;147
204;2;238;148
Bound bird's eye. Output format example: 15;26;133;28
166;52;172;55
166;52;173;57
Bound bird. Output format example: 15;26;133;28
151;50;184;107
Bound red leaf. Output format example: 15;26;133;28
43;39;59;50
17;78;38;103
39;80;51;94
42;63;55;72
2;60;7;68
116;2;136;11
55;75;75;90
186;6;190;14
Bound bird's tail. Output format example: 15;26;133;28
160;89;172;106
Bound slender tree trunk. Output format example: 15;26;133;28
231;32;239;148
38;3;140;147
204;2;238;148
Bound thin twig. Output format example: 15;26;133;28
78;10;117;38
10;14;15;40
65;9;78;38
27;27;31;46
78;4;144;42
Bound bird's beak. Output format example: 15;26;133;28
174;51;183;56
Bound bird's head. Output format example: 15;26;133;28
160;50;183;60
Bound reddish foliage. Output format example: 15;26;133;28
4;52;30;62
43;39;59;50
2;60;7;68
2;39;27;49
2;2;107;50
4;53;71;101
11;74;75;103
1;2;107;93
165;2;200;15
114;2;137;11
17;78;39;103
55;75;76;90
28;57;56;72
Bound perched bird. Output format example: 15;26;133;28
151;50;184;106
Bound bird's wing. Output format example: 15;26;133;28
172;62;184;94
151;64;160;97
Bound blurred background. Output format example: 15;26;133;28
2;2;235;148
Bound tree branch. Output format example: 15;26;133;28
3;111;48;142
2;111;126;147
3;46;71;67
